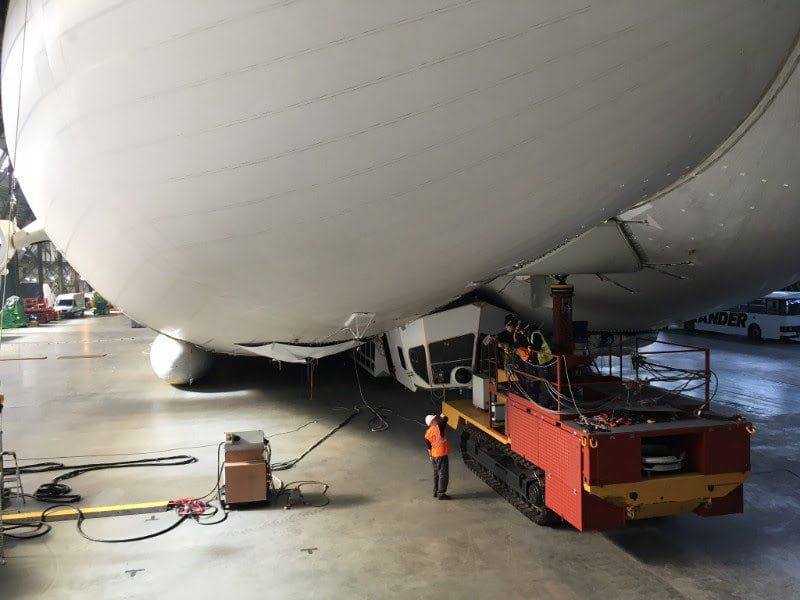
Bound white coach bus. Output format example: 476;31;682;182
684;291;800;341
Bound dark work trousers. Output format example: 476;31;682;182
527;363;554;408
432;455;449;496
520;360;537;398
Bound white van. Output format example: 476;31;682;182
685;291;800;341
55;293;86;319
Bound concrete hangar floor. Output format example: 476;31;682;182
0;315;798;599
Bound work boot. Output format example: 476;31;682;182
437;493;451;500
433;492;438;498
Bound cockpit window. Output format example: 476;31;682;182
57;299;74;307
408;345;429;383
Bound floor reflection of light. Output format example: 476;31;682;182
80;317;92;352
170;389;253;401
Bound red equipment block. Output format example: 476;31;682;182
698;426;751;474
508;397;618;530
536;420;581;491
695;484;744;517
580;490;626;530
536;422;625;531
507;397;540;465
505;391;750;530
582;434;641;486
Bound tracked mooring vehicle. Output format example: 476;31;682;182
444;282;753;531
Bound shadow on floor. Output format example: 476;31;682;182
446;489;503;501
177;352;359;395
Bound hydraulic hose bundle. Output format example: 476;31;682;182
631;353;719;404
1;454;236;543
16;455;198;503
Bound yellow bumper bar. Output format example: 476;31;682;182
442;399;509;445
0;501;169;523
584;471;750;519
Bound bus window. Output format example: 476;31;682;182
766;299;785;315
396;347;407;370
689;293;800;340
408;345;430;383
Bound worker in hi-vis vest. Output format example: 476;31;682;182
425;414;451;500
527;328;555;406
528;329;554;365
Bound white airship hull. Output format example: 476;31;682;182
490;39;800;331
3;1;800;356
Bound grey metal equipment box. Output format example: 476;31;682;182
224;430;269;505
472;374;490;410
225;430;266;462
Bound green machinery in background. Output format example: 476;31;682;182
1;297;28;329
93;292;110;316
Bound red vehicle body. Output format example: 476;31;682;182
23;297;57;324
444;282;752;532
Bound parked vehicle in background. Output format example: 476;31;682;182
684;291;800;341
19;282;57;323
18;282;56;308
54;293;86;319
23;297;56;324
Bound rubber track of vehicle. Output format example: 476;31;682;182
460;424;558;526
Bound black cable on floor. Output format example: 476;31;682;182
4;492;229;545
194;504;228;526
428;387;444;411
352;350;389;432
15;443;220;461
31;483;80;503
1;521;51;540
271;410;360;471
67;505;190;543
15;423;317;461
279;481;331;508
197;443;225;501
15;455;198;503
269;351;392;473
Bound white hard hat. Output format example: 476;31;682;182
425;415;436;426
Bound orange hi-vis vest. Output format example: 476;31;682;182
515;346;530;362
425;423;450;458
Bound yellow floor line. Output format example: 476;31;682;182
1;501;169;522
